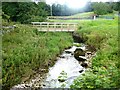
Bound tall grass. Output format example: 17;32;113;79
71;17;119;88
2;24;73;89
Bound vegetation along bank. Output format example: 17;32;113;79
71;16;119;88
2;22;73;89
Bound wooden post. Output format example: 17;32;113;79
47;22;49;31
67;24;69;31
33;23;34;27
74;24;76;31
40;23;41;31
54;23;56;31
61;23;63;31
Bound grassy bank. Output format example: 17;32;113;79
71;17;119;88
2;23;73;89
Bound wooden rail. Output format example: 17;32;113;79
31;22;78;32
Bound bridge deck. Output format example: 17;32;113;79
31;22;78;32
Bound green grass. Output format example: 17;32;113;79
0;16;1;21
70;16;119;88
49;12;94;18
68;12;94;18
48;12;94;23
49;19;85;23
2;23;73;89
0;11;2;86
49;12;118;23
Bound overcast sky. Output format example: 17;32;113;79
45;0;119;5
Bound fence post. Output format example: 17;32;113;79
40;22;41;31
74;24;76;31
47;22;49;31
32;23;34;27
68;24;70;31
54;23;56;31
61;23;63;31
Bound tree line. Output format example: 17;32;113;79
2;2;119;24
2;2;50;24
51;2;119;16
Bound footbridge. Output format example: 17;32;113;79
31;22;78;32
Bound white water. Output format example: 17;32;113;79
42;46;86;88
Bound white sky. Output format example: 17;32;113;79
46;0;119;5
46;0;89;5
91;0;119;2
44;0;119;8
33;0;119;8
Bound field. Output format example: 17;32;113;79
67;12;94;18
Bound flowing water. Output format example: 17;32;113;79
42;45;87;88
11;44;94;89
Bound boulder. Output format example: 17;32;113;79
65;50;72;54
79;69;84;73
78;56;87;62
85;51;92;59
58;78;66;82
74;48;86;61
65;46;77;54
81;62;88;68
59;55;65;58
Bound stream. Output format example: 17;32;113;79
42;45;86;88
11;43;95;89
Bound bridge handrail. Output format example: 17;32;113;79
31;22;78;25
31;22;78;32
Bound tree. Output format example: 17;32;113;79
2;2;50;23
111;2;120;12
92;2;113;15
2;2;19;21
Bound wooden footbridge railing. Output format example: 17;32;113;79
31;22;78;32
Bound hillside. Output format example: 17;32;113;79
68;12;94;18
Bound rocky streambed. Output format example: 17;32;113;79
11;43;96;89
